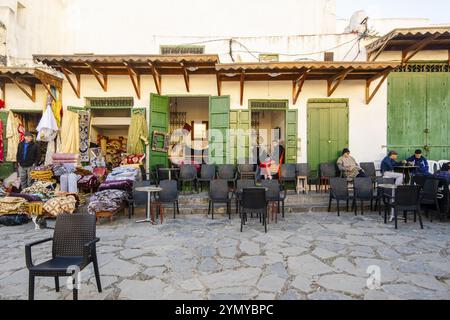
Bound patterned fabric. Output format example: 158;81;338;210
8;193;42;202
6;112;20;162
22;181;54;197
30;170;53;182
121;154;145;165
78;175;99;189
0;197;28;215
98;180;133;192
127;110;149;155
43;195;76;216
88;189;128;215
79;111;90;162
0;120;4;162
58;111;79;154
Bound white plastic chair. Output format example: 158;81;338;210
438;160;449;170
428;160;439;174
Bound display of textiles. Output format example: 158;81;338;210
60;173;79;193
98;180;133;192
0;197;28;215
22;181;55;198
8;193;42;202
43;195;77;217
77;175;100;190
87;189;128;215
97;136;127;168
127;110;148;155
79;111;90;162
30;170;53;182
0;120;4;162
106;166;141;182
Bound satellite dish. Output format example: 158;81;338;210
345;10;368;34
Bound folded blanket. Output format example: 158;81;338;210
43;196;77;216
88;190;128;215
52;153;79;161
8;193;42;202
78;175;100;189
98;180;133;192
0;197;28;214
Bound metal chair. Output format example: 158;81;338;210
26;214;102;300
157;180;180;219
208;180;232;220
235;179;257;214
240;188;268;233
280;164;297;190
383;186;423;230
198;165;216;191
319;163;337;193
353;177;377;215
261;179;287;220
329;178;353;217
295;163;310;194
217;165;237;190
178;165;198;193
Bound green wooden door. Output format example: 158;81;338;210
285;109;298;164
230;109;250;163
209;96;230;165
0;111;15;179
307;101;349;176
388;72;450;160
149;94;169;170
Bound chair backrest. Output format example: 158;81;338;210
329;178;349;198
236;179;256;193
354;177;374;197
376;177;396;186
156;165;169;181
281;164;296;179
201;165;216;180
218;165;236;180
438;160;449;169
411;175;427;189
158;180;179;201
296;163;309;177
422;178;440;199
238;164;256;174
428;161;439;174
360;162;376;177
396;186;420;207
242;188;266;210
320;163;337;178
132;181;153;203
53;214;96;257
260;180;281;199
209;180;229;200
180;165;197;180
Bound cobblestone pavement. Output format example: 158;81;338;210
0;210;449;300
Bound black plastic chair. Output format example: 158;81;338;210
383;186;423;229
208;180;232;220
295;163;310;193
261;180;287;220
235;179;257;214
420;178;442;222
360;162;377;179
280;164;297;190
127;181;152;219
374;177;396;215
217;165;237;190
198;165;216;191
240;188;268;233
179;165;198;193
329;178;353;216
25;214;102;300
353;177;377;215
238;164;257;180
156;165;170;184
411;175;428;189
319;163;337;193
157;180;180;219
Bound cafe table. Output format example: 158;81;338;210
135;186;163;224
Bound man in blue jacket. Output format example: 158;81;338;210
381;151;405;185
407;149;430;176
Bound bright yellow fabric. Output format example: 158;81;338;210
5;112;20;162
58;111;79;154
127;110;149;154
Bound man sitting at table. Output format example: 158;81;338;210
337;148;366;180
381;151;405;185
406;149;431;176
435;162;450;183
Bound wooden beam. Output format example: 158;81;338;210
216;73;222;96
180;62;190;93
86;63;108;91
148;62;162;95
368;40;390;62
5;75;36;102
42;83;57;102
58;63;81;98
365;68;391;105
401;34;441;65
124;61;141;99
240;72;245;106
327;68;353;97
292;70;310;105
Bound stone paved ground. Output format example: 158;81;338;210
0;209;449;300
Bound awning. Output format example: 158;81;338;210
366;26;450;63
33;54;220;98
0;67;63;102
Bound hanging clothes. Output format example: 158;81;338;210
58;111;80;154
127;109;149;155
0;120;4;162
36;105;59;165
78;111;91;162
6;112;20;162
16;114;25;143
48;86;63;128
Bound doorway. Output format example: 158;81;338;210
251;109;286;162
307;100;349;177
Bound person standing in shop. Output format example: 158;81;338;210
16;132;41;189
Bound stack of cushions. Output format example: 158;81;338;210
78;175;100;190
43;195;77;217
98;180;133;192
30;170;53;182
52;153;79;165
0;197;28;215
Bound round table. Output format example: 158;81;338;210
394;166;419;185
158;168;180;181
135;186;163;224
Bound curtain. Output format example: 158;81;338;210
127;109;149;155
78;111;91;162
58;111;79;154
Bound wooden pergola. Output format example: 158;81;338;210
0;67;63;103
33;54;219;99
216;61;399;105
366;26;450;65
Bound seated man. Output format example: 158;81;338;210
337;148;366;180
435;163;450;183
407;149;430;176
381;151;405;185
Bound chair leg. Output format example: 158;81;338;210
211;202;215;220
177;201;180;216
361;201;364;215
282;201;285;218
346;199;349;212
28;274;35;301
173;203;176;219
208;201;211;216
394;209;398;230
55;277;60;292
418;207;424;229
328;196;332;212
93;254;102;293
384;207;388;224
337;200;340;217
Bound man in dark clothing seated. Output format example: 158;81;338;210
380;151;405;185
16;132;41;189
407;149;430;176
435;163;450;183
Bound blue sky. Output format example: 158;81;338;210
337;0;450;23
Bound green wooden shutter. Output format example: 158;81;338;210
0;111;14;179
230;109;250;164
285;109;298;164
209;96;230;165
149;94;169;170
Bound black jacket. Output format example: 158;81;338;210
16;141;41;167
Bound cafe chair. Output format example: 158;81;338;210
197;165;216;192
157;180;180;219
383;186;423;230
329;178;354;217
240;188;268;233
208;180;233;220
